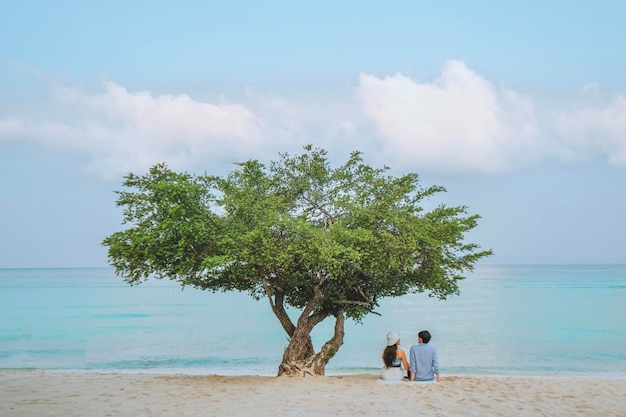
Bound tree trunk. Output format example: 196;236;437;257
267;289;316;359
277;310;345;377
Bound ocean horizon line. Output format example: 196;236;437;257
2;262;626;271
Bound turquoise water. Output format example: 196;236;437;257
1;265;625;377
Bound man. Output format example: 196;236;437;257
409;330;441;382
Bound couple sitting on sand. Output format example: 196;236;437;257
381;330;441;382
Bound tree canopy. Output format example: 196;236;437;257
103;146;492;375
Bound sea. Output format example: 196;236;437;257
1;264;625;378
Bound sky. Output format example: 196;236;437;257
1;0;625;268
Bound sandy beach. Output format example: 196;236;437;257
1;371;624;417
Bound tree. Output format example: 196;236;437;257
102;146;492;376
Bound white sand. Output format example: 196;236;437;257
1;371;625;417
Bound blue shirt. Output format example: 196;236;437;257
409;343;440;381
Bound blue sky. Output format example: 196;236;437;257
1;1;625;267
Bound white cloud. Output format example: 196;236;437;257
356;60;541;174
1;79;363;179
5;64;626;180
552;94;626;168
33;81;266;178
0;117;23;141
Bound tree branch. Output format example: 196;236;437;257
356;285;379;306
262;279;296;337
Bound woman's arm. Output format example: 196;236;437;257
399;349;409;370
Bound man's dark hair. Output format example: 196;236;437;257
418;330;431;344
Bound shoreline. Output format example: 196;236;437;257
4;367;626;380
2;371;625;417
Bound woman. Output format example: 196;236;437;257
381;331;409;381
